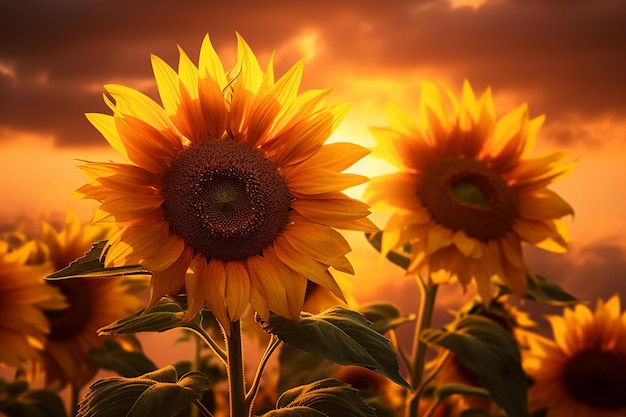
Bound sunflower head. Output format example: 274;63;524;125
26;213;146;389
365;80;575;302
77;34;377;333
0;237;66;368
524;295;626;417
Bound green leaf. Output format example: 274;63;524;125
77;365;211;417
365;232;411;270
422;316;528;417
258;306;410;389
276;344;339;396
0;380;67;417
359;303;415;334
88;339;157;378
263;379;376;417
494;274;578;306
98;297;202;335
47;240;150;280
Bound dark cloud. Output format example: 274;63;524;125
0;0;624;146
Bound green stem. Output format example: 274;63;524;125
226;320;248;417
246;335;281;410
191;335;202;417
186;326;228;365
194;399;215;417
404;275;439;417
70;384;80;417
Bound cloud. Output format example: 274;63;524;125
0;0;624;148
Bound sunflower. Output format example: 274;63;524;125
75;34;377;333
31;213;145;389
524;296;626;417
365;80;574;301
0;238;65;368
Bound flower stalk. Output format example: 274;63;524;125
405;275;439;417
226;320;248;417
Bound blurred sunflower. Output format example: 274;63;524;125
365;80;574;301
31;213;145;389
0;239;65;368
75;34;377;332
524;296;626;417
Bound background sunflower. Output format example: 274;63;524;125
365;80;575;302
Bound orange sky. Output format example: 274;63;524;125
1;0;626;334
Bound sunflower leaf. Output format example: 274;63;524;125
421;316;528;417
365;231;411;270
98;297;204;335
257;306;410;389
359;302;416;333
76;365;211;417
88;339;157;378
276;344;339;396
261;378;376;417
47;240;150;280
0;380;67;417
494;274;578;306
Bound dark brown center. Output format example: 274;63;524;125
417;157;517;240
562;348;626;410
162;138;292;261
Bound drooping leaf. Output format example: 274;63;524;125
88;339;157;378
494;274;577;306
263;379;376;417
365;232;411;270
258;306;410;389
98;297;203;335
421;316;528;417
47;240;150;280
359;303;415;334
276;344;339;396
0;380;67;417
77;365;211;417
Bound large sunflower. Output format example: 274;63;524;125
524;296;626;416
32;213;145;389
365;80;574;301
0;238;65;368
76;34;377;332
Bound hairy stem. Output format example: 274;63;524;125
226;320;248;417
404;275;439;417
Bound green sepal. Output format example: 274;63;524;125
262;378;376;417
365;232;411;270
47;240;150;280
421;316;528;417
98;297;203;336
359;302;416;334
76;365;211;417
494;274;578;306
257;306;410;389
88;339;157;378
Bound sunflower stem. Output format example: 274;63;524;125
246;335;281;410
70;384;79;417
404;275;438;417
226;320;248;417
186;325;228;365
193;399;215;417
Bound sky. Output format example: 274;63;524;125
1;0;626;345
